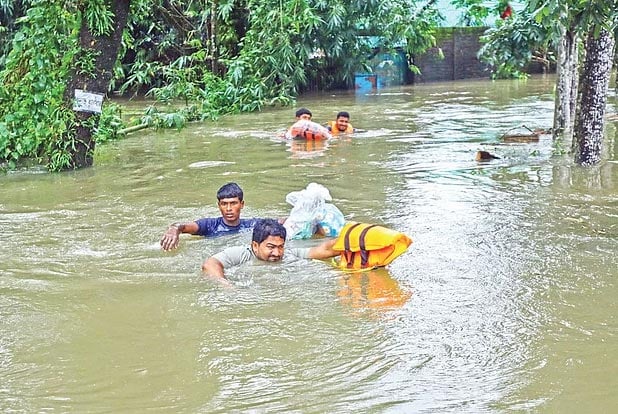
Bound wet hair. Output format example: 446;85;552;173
217;182;244;201
336;111;350;119
295;108;312;118
252;218;287;244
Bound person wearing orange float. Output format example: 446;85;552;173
284;107;314;139
326;111;355;136
285;107;332;140
293;107;312;121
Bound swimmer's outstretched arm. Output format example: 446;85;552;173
160;221;200;251
307;238;338;260
202;257;225;278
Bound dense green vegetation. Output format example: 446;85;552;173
0;0;448;170
0;0;616;170
0;2;78;170
478;8;552;79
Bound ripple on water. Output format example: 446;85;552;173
188;160;235;168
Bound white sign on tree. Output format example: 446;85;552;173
73;89;104;114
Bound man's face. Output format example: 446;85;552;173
298;113;312;121
335;116;350;131
217;197;244;225
252;236;285;262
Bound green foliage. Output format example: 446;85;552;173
0;0;28;69
552;137;569;156
74;47;100;77
141;105;189;129
85;0;114;36
450;0;490;26
117;0;444;128
0;0;485;170
93;102;124;144
0;2;79;170
449;0;514;26
477;0;617;79
478;10;552;79
529;0;618;36
0;0;125;171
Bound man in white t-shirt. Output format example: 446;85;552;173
202;218;338;280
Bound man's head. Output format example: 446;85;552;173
295;108;312;121
334;111;350;132
251;219;287;262
216;182;244;225
217;182;243;201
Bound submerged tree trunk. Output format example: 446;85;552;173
64;0;131;169
573;28;615;166
553;27;579;140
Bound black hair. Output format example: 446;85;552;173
336;111;350;119
295;107;312;118
217;182;244;201
252;219;287;244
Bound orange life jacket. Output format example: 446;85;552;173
326;121;354;135
333;222;412;270
287;120;332;140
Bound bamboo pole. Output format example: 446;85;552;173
117;123;149;135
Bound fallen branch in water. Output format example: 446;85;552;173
118;123;149;136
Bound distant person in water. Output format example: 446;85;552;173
326;111;356;135
294;107;312;121
160;182;259;251
202;218;339;280
283;107;331;140
282;108;313;139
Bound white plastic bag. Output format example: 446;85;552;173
284;183;345;239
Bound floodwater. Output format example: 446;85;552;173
1;75;617;413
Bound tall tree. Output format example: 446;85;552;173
63;0;131;168
2;0;446;170
526;0;616;165
573;28;615;165
0;0;131;171
552;24;578;137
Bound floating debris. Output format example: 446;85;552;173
475;150;501;161
500;125;551;143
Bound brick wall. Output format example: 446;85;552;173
347;27;554;91
413;27;491;83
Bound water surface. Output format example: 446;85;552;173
1;75;617;413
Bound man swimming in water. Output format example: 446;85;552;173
294;107;312;121
284;107;316;139
160;182;259;251
202;218;338;279
326;111;356;135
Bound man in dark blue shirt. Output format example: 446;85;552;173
160;182;259;251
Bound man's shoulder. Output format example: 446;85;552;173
239;218;259;227
195;216;220;225
194;216;222;236
213;246;254;267
218;245;251;256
